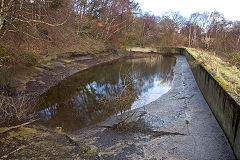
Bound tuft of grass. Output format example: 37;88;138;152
23;51;40;66
0;66;13;90
0;45;7;52
229;51;240;68
187;48;240;101
80;145;88;153
0;45;15;66
79;145;103;159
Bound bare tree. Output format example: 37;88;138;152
0;0;70;38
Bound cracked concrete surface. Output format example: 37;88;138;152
70;56;236;159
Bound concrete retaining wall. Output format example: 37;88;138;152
182;49;240;159
126;47;182;55
126;47;157;52
125;47;240;157
132;46;240;158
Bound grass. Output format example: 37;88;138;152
23;51;40;66
186;48;240;101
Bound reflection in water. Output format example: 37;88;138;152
38;56;176;131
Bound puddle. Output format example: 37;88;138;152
38;56;176;131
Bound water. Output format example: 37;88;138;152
38;56;176;131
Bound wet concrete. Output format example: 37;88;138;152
69;56;236;159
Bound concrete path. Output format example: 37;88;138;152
70;56;235;159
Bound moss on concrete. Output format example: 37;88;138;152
186;48;240;101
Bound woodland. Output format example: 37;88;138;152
0;0;240;125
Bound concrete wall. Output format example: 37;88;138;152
126;47;158;52
126;47;182;55
182;49;240;159
126;47;240;158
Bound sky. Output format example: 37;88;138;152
134;0;240;21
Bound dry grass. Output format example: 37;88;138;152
186;48;240;100
64;37;107;57
229;51;240;68
0;92;36;126
0;66;13;90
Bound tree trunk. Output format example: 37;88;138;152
0;0;5;30
237;35;240;47
0;17;4;30
188;25;191;47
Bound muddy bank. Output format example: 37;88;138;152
6;52;160;101
0;51;162;159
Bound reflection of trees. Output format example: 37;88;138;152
38;56;176;131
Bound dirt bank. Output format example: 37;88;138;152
15;52;160;99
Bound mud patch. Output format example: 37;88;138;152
102;118;185;138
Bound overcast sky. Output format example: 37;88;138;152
134;0;240;21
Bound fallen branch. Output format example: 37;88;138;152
1;143;33;159
0;118;40;134
150;131;185;138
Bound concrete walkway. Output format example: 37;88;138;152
71;56;235;159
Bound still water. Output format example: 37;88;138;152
38;56;176;131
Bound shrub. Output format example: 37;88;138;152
229;51;240;68
99;65;137;126
0;45;13;66
0;92;36;126
0;66;13;90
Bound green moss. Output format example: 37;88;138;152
80;145;88;152
86;149;95;157
7;127;37;139
186;47;240;102
79;145;102;159
23;51;40;66
202;65;213;73
0;45;8;54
